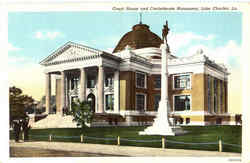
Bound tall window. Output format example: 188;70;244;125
154;75;161;89
105;74;113;87
87;77;95;88
174;95;191;111
207;75;211;113
220;80;223;113
71;77;79;90
136;94;146;112
214;79;217;113
105;94;114;111
224;82;228;113
136;72;146;88
173;74;191;89
154;94;161;111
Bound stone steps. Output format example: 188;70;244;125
31;114;78;129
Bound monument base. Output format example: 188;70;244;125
139;126;185;136
139;100;186;136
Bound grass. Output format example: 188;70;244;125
10;125;242;153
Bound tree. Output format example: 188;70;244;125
37;95;56;113
9;86;35;121
71;99;94;129
40;95;56;107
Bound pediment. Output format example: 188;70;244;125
40;42;102;65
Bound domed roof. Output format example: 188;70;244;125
113;23;163;53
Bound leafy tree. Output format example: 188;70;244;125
40;95;56;107
9;86;35;121
37;95;56;113
71;99;94;129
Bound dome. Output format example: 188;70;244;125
113;23;163;53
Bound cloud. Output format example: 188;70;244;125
168;32;216;55
185;40;242;69
8;56;27;64
184;40;243;114
8;43;21;51
34;31;63;40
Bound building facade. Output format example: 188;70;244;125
40;23;231;126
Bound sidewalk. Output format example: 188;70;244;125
10;140;241;157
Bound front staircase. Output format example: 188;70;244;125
31;114;78;129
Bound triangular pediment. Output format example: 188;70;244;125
40;42;103;65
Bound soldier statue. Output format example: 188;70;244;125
162;20;170;53
162;20;170;42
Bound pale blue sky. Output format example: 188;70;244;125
8;11;243;109
8;11;242;67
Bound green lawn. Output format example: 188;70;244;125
10;125;242;153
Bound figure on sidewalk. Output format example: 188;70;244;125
62;106;69;116
62;106;66;116
22;117;31;141
13;120;21;142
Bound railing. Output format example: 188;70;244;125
23;133;242;152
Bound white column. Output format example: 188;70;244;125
45;73;51;114
65;75;68;107
98;66;104;113
114;70;120;113
160;40;169;102
79;68;86;102
60;71;65;113
69;77;71;91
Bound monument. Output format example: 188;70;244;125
139;21;185;136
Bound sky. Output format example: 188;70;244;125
8;11;242;113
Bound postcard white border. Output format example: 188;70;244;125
1;2;250;163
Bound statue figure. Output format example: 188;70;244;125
162;20;170;42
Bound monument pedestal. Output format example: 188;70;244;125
139;100;186;136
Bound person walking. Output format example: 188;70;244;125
22;120;27;141
13;120;21;142
62;106;65;116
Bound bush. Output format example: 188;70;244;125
71;99;94;129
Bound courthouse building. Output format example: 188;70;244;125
39;22;232;126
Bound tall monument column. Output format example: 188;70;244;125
98;66;104;113
79;68;86;101
161;41;168;102
45;73;51;114
60;71;66;113
139;21;184;136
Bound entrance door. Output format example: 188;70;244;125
87;93;95;113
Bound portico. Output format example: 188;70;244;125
41;42;121;115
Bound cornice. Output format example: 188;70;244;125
40;41;121;67
43;55;100;66
40;41;103;65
